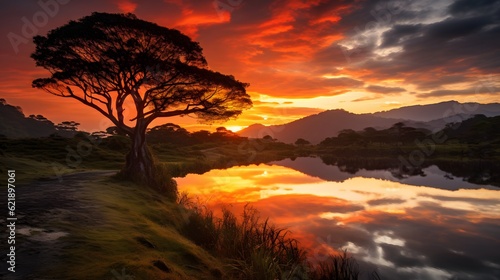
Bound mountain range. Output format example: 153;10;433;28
238;101;500;144
3;99;500;142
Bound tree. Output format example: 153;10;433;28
55;121;80;131
295;138;311;146
262;135;275;142
31;12;252;187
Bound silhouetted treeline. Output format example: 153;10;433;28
319;115;500;159
146;124;246;146
320;122;431;146
0;99;81;138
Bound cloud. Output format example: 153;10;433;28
417;86;499;98
365;85;406;94
1;0;500;131
114;0;137;13
336;0;500;97
448;0;500;16
351;96;380;102
366;198;406;206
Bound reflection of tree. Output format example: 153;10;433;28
295;138;311;146
320;124;430;147
319;155;499;186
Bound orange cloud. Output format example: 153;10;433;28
114;0;137;13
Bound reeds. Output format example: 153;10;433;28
179;197;381;280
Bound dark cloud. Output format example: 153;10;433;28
426;16;492;41
414;75;471;90
351;95;380;102
448;0;500;16
365;85;406;94
380;24;423;48
366;197;406;206
326;77;364;87
379;243;424;267
419;193;500;206
334;0;500;93
417;86;499;98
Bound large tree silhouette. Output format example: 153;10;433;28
31;12;252;186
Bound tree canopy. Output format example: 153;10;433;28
31;12;252;136
31;12;252;190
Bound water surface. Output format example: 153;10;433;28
176;157;500;280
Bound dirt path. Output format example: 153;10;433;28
1;170;116;280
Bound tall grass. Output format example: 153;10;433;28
308;251;381;280
178;197;381;280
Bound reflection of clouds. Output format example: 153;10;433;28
367;198;406;206
177;163;500;280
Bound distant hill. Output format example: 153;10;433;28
372;101;500;122
238;109;404;144
0;99;58;138
238;101;500;144
0;98;85;138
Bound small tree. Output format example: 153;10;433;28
262;135;275;142
31;12;252;187
55;121;80;132
295;138;310;146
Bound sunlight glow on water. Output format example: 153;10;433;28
176;157;500;280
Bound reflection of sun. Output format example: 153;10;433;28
225;125;244;132
257;170;268;177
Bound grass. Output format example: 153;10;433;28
179;197;381;280
42;174;225;279
309;252;381;280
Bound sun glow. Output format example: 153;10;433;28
225;125;245;132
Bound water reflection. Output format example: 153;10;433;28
275;157;498;190
176;157;500;280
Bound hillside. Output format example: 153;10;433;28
372;101;500;122
0;99;57;138
238;101;500;144
238;109;405;144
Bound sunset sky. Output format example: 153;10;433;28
1;0;499;132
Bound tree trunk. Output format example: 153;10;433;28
119;121;177;200
121;122;154;184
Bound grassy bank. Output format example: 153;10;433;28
6;155;379;279
1;135;385;279
42;174;225;279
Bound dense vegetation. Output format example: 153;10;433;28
316;115;500;186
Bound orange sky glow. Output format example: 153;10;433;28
1;0;499;132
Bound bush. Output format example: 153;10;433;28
150;163;178;201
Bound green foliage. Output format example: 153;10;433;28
180;204;307;280
320;123;431;146
179;202;381;280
